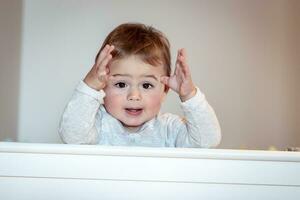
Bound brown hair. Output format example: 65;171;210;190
95;23;171;76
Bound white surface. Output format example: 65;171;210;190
0;142;300;199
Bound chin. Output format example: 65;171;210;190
121;121;144;128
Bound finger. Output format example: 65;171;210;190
175;61;180;76
176;65;185;81
177;49;182;58
98;45;114;71
178;56;190;76
97;53;112;77
175;59;186;77
100;53;113;69
105;45;114;73
96;44;114;66
107;45;115;54
172;49;181;76
178;51;191;77
95;45;109;66
104;45;114;69
160;76;170;86
179;48;187;60
174;55;182;76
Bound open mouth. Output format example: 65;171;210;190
125;108;143;116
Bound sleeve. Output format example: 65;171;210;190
174;87;222;148
58;80;105;144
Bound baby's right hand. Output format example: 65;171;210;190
83;44;114;91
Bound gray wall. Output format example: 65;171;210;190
0;0;299;150
0;0;22;142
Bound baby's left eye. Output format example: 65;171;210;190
142;83;153;89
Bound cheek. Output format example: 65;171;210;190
144;92;165;109
104;85;126;99
103;88;124;110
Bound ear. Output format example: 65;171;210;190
161;86;169;102
164;85;169;93
160;75;170;93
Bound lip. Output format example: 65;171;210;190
125;108;143;116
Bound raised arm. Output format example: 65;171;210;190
59;45;114;144
161;48;221;147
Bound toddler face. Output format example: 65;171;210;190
103;55;167;132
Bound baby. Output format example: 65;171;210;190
59;23;221;147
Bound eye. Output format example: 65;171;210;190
115;82;127;88
142;83;154;89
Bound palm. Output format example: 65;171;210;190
83;45;114;91
161;48;195;100
167;73;193;97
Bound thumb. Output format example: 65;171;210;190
160;76;170;86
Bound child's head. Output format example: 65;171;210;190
97;23;171;132
96;23;171;76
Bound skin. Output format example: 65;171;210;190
84;44;196;132
102;55;167;132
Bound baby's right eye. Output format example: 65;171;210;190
114;82;127;88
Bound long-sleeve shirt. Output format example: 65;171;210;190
59;81;221;148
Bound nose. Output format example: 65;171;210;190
127;87;141;101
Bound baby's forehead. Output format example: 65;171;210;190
111;73;159;82
109;55;166;75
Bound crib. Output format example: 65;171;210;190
0;142;299;199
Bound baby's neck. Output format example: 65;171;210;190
122;123;142;133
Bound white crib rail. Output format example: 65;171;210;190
0;142;300;199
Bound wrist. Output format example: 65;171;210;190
180;87;196;102
83;76;105;91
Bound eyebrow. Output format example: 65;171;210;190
112;74;158;81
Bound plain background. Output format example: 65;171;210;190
0;0;299;150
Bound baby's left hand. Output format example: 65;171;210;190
161;48;196;102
